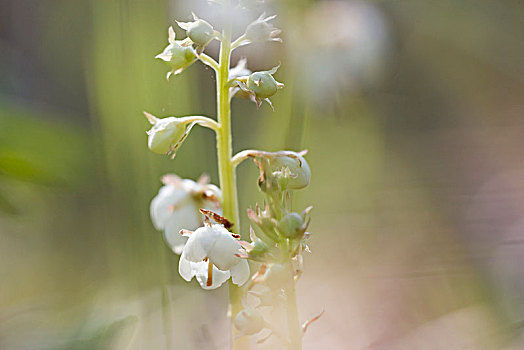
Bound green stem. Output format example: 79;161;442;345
215;13;248;350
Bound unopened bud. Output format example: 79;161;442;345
278;212;304;239
270;153;311;189
234;308;265;335
186;19;214;46
245;15;281;43
250;240;269;258
156;27;197;78
247;71;279;99
157;44;196;73
146;115;193;155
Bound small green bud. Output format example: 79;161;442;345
145;113;194;156
186;19;214;46
156;27;197;79
234;308;265;335
247;71;279;99
250;240;269;257
245;14;281;43
157;44;196;72
278;212;304;239
233;65;283;108
270;153;311;189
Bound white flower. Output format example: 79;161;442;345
179;224;250;290
150;174;221;254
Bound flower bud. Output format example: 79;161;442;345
156;27;197;78
245;14;281;43
247;71;279;99
270;153;311;189
278;212;304;239
250;240;269;258
186;19;214;46
234;308;265;335
156;43;196;75
146;115;194;156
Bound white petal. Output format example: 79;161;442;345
183;225;222;262
178;252;195;282
180;179;197;192
150;185;190;230
194;263;231;290
208;230;242;270
183;229;209;262
162;201;201;253
163;230;187;255
230;259;250;286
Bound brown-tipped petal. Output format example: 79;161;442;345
302;310;325;334
231;233;241;239
179;229;194;237
199;209;234;229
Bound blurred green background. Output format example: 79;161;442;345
1;0;524;349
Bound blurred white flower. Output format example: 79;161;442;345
293;0;390;106
150;174;221;254
179;224;250;290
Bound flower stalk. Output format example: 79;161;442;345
214;13;247;349
147;2;318;348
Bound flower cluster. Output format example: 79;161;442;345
145;2;319;347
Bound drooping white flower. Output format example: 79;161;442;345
150;174;221;254
178;224;250;290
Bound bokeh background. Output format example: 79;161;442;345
1;0;524;349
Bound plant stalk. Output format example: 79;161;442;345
215;14;248;350
284;262;302;349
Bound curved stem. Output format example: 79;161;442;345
231;34;246;50
198;53;219;72
179;115;220;131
